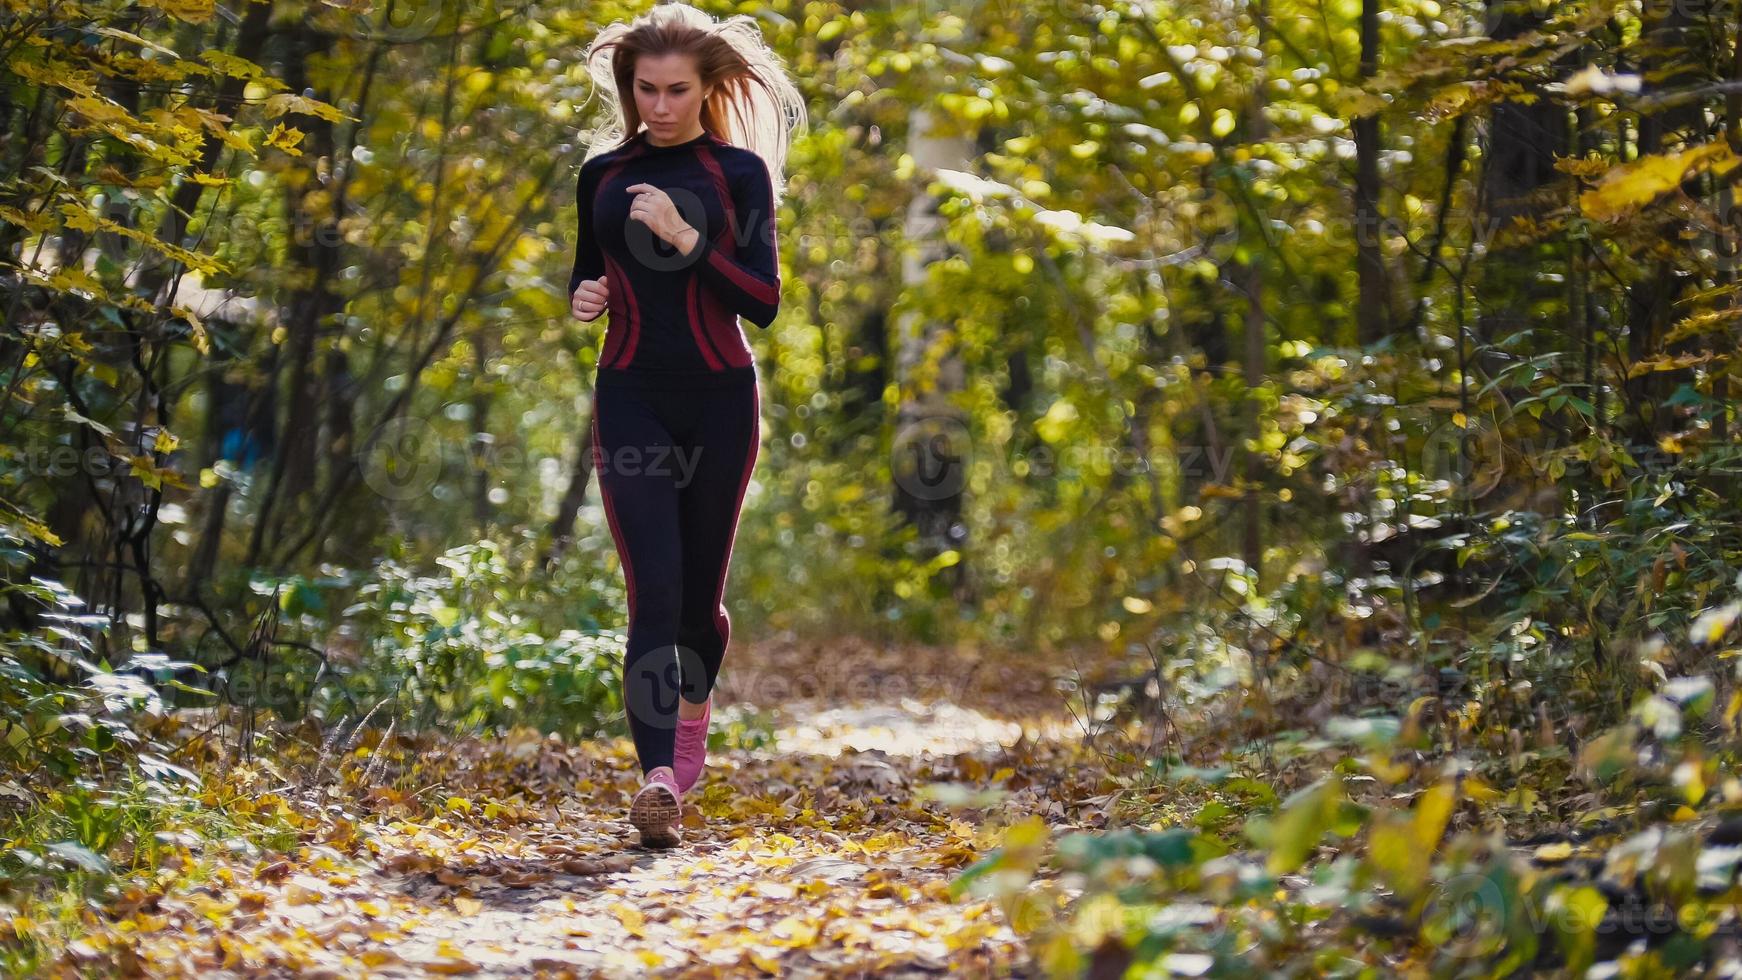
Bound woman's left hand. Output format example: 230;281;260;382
624;183;695;249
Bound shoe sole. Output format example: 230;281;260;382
629;784;682;848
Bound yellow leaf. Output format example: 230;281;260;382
769;914;819;946
129;455;165;490
1580;142;1742;223
1690;602;1741;646
0;204;55;234
169;304;211;354
1535;841;1575;863
200;49;271;80
285;881;323;906
1411;781;1456;855
613;902;645;936
264;122;305;156
138;0;217;23
1333;85;1389;117
1368;814;1423;898
89;24;182;56
7;513;62;547
261;92;352;124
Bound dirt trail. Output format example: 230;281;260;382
110;639;1115;978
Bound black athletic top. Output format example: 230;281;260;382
568;128;781;388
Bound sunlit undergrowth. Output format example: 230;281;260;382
957;428;1742;976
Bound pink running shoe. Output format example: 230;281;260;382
672;696;712;794
628;765;683;848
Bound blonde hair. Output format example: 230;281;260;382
580;2;807;205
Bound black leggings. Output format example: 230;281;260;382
590;376;760;774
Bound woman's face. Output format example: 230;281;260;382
634;53;707;139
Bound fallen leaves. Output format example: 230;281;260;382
24;641;1128;977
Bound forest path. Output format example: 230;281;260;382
107;639;1122;978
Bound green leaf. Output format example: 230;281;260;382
1246;777;1350;874
45;841;109;874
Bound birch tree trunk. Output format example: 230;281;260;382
892;107;975;604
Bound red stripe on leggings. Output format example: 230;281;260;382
592;408;638;624
711;383;760;660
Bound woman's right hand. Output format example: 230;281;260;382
572;274;609;321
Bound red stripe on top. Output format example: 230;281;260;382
685;274;725;370
698;274;752;368
599;304;625;367
693;146;736;248
602;252;641;367
692;142;760;364
596;148;647;368
704;247;779;303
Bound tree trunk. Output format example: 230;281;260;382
1353;0;1389;346
252;11;345;565
1241;0;1272;583
543;408;600;568
1618;1;1705;440
892;107;975;604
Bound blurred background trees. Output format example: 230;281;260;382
2;0;1739;797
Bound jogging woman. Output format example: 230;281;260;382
568;3;805;848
